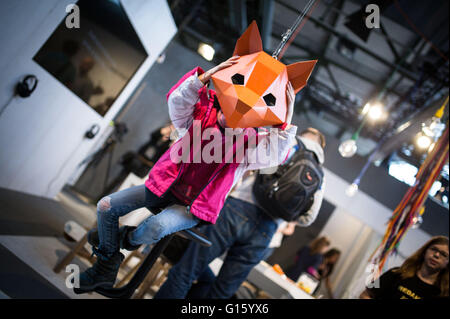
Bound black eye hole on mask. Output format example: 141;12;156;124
231;73;245;85
263;93;276;106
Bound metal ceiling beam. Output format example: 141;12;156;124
324;64;342;95
228;0;248;34
260;0;275;51
275;0;420;83
379;22;401;61
274;32;404;99
365;36;423;106
318;0;345;97
313;0;417;51
177;0;205;33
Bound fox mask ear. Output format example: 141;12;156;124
286;60;318;94
233;20;263;56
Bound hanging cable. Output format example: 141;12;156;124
0;95;16;119
272;0;321;60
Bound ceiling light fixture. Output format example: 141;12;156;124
367;102;386;122
339;137;358;158
346;183;359;197
416;133;432;150
197;43;215;61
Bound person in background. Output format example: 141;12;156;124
285;236;330;282
360;236;449;299
315;248;341;299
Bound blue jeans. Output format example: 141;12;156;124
154;197;278;299
185;267;217;299
96;184;200;256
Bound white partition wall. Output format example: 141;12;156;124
0;0;177;199
319;168;431;298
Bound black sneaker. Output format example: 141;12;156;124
74;249;124;294
87;226;140;251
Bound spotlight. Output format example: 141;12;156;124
339;138;358;158
416;134;432;150
346;183;359;197
197;43;215;61
367;103;386;122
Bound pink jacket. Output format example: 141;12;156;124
145;67;297;224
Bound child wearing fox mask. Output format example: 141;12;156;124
75;21;316;293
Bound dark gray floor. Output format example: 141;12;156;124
0;244;68;299
0;186;93;237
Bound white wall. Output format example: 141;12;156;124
322;168;431;256
0;0;177;199
319;168;431;298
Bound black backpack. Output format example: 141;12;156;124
252;137;324;221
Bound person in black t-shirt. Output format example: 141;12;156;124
360;236;449;299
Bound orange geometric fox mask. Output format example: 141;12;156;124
211;21;317;128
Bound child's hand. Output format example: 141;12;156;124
199;56;240;84
284;81;295;128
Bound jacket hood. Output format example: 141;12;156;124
299;136;325;164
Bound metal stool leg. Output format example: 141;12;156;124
54;233;89;273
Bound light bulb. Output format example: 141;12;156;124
411;215;423;229
368;104;382;120
416;134;432;150
367;103;386;122
362;103;371;115
339;139;358;158
422;117;444;138
346;183;359;197
197;43;215;61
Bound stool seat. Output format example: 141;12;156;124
177;228;212;247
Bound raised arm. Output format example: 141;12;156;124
168;57;240;135
198;56;240;84
167;68;205;134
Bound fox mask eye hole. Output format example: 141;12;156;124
231;73;245;85
263;93;276;106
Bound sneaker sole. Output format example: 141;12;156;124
73;282;114;294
